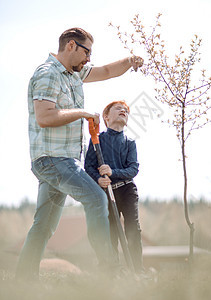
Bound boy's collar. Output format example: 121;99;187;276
107;127;123;135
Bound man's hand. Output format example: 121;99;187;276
98;164;112;177
84;112;100;125
128;56;144;72
98;176;111;189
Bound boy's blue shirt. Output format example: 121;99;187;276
84;127;139;184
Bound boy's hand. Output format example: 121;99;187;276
98;177;111;189
98;164;112;177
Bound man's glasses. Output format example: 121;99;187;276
74;40;91;57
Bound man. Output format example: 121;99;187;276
16;28;143;279
85;101;143;273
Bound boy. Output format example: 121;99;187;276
85;100;143;273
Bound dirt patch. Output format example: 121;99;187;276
40;258;82;274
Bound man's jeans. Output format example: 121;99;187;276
16;156;116;279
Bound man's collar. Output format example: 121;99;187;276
47;53;73;75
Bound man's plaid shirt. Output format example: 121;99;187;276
28;53;92;161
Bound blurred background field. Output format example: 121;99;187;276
1;198;211;256
0;198;211;299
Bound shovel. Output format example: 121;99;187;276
88;118;135;272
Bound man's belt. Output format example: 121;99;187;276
111;180;133;190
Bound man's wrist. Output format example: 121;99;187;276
128;57;132;65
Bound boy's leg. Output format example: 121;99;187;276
108;199;120;262
113;183;143;272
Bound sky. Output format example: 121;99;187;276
0;0;211;206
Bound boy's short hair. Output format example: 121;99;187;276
102;100;130;127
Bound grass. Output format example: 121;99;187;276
0;200;211;299
1;258;211;300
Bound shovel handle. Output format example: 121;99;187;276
88;118;100;145
88;118;135;272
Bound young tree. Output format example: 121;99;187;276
110;13;211;261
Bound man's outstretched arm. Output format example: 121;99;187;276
84;56;144;82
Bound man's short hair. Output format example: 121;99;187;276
58;27;94;52
102;100;130;127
